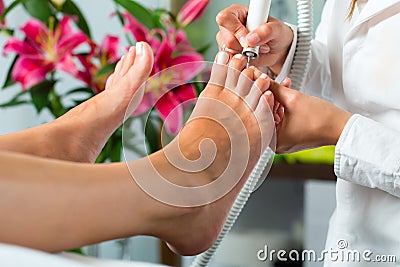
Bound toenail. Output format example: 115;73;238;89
266;90;272;95
260;73;268;79
136;42;143;55
233;53;243;59
216;51;229;64
129;46;134;52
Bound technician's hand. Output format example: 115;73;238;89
268;82;352;154
216;4;294;74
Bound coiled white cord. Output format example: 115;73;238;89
190;1;313;266
290;0;313;90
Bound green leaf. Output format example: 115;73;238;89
196;43;212;55
63;87;94;97
2;55;18;89
29;80;56;113
0;100;29;108
192;81;206;96
0;89;30;108
0;0;25;24
113;0;154;29
0;28;15;36
110;138;122;162
151;9;168;31
144;115;160;154
95;63;117;78
67;248;85;255
22;0;54;23
61;0;92;38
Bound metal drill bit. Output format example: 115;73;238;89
246;56;251;68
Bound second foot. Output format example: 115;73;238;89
146;52;276;256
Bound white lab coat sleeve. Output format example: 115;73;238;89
335;114;400;198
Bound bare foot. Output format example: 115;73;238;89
51;42;154;162
132;52;276;256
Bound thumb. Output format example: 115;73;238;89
268;79;297;108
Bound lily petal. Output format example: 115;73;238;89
0;0;5;27
57;33;88;58
173;84;197;104
133;90;160;116
175;29;191;50
155;91;183;135
57;16;74;41
170;53;204;82
123;12;149;42
21;19;49;47
57;54;79;77
177;0;210;27
153;36;173;74
0;0;5;17
100;35;120;63
3;37;39;56
12;57;54;89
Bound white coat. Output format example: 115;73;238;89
283;0;400;266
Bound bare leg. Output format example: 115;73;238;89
0;42;154;163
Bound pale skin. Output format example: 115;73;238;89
0;42;277;256
216;5;352;153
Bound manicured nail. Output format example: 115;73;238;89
233;53;243;59
216;51;229;64
239;36;248;48
129;46;134;52
265;90;272;95
247;33;261;44
260;45;270;53
136;42;143;55
260;73;268;79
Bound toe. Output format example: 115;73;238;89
114;55;126;78
105;73;115;91
118;46;136;78
123;42;154;88
236;67;256;97
225;54;247;91
245;73;270;110
255;90;275;150
121;42;154;113
209;51;230;88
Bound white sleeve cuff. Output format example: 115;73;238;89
334;114;400;197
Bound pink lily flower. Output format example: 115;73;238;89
176;0;210;27
0;0;5;28
3;16;88;89
124;12;204;135
70;35;120;94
